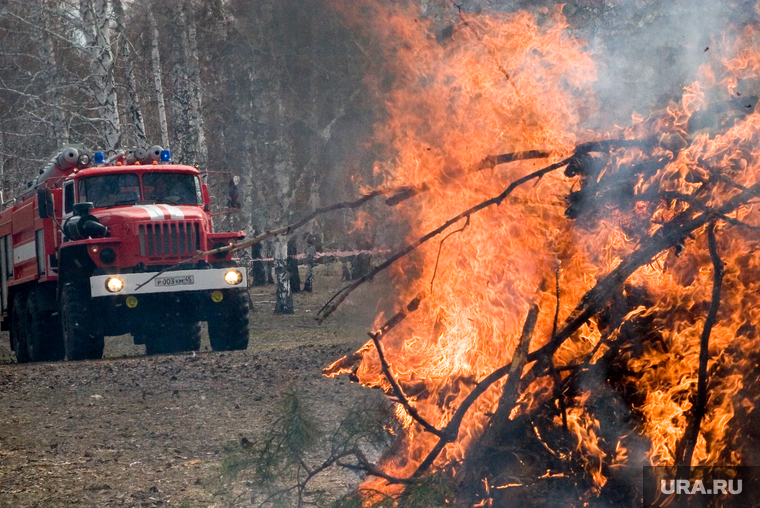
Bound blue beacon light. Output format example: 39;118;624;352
93;151;105;164
160;149;172;162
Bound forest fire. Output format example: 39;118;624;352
321;2;760;506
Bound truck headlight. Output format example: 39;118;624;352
106;277;124;293
224;269;243;286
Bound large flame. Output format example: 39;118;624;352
327;1;760;501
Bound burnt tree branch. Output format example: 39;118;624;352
409;305;540;479
316;157;574;323
430;216;470;292
369;326;444;438
524;181;760;373
317;138;653;323
338;448;415;485
372;292;427;339
322;293;426;380
550;256;568;431
385;150;550;206
676;222;724;467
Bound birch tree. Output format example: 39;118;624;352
182;1;207;169
79;0;121;151
148;7;169;148
113;0;146;149
165;1;208;167
37;2;69;147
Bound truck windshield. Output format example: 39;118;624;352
143;173;202;206
78;173;141;208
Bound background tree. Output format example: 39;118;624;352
0;0;383;312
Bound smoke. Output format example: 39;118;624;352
462;0;760;129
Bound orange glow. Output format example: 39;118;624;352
328;1;760;503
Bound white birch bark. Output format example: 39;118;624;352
148;8;169;149
79;0;120;151
113;0;146;148
183;3;208;169
169;4;190;164
38;3;68;147
273;235;293;314
273;151;294;313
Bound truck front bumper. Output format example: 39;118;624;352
90;268;247;297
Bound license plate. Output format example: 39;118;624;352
154;275;195;287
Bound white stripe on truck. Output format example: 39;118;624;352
134;205;163;220
159;204;184;219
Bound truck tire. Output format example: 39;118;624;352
11;292;30;363
61;283;104;361
208;290;249;351
26;290;65;362
144;319;201;356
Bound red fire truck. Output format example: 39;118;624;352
2;145;249;362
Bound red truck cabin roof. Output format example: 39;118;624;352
69;164;200;178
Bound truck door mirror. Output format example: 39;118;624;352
37;188;54;219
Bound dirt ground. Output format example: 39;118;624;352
0;263;388;508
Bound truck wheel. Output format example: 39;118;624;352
144;319;201;356
208;290;249;351
26;290;65;362
11;292;30;363
61;283;104;361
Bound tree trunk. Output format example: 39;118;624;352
352;251;372;280
273;235;293;314
148;8;169;149
287;236;301;293
303;234;316;292
79;0;120;151
251;241;267;286
341;259;352;281
169;7;190;164
169;2;207;167
266;241;275;285
183;2;208;169
38;4;68;147
113;0;146;149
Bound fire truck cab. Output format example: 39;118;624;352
2;145;250;362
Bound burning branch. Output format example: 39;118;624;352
317;138;654;323
409;305;540;479
675;222;724;467
371;292;427;340
323;292;426;380
316;157;573;323
430;216;470;291
369;326;444;438
524;180;760;372
550;256;569;431
385;150;550;206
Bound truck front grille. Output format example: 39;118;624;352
138;222;201;257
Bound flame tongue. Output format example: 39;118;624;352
328;0;760;500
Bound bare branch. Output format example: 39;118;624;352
369;327;444;438
676;222;724;467
316;157;573;323
430;216;470;292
